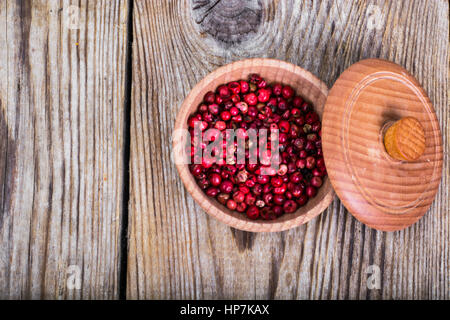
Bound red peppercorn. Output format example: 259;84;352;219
289;124;300;138
273;83;282;96
252;184;263;196
273;206;284;216
296;158;306;169
311;176;322;188
263;193;273;205
209;173;222;186
198;178;210;189
202;157;214;168
226;199;237;210
257;88;271;103
244;93;258;106
305;112;319;124
249;73;262;84
239;185;250;194
232;115;243;122
271;176;283;187
299;150;307;159
283;200;298;213
293;137;306;150
307;133;318;142
292;184;304;198
214;120;226;131
188;116;199;128
278;133;288;144
246;206;260;219
217;193;230;205
301;102;311;113
260;207;276;220
277;98;288;111
306;156;316;169
306;186;317;198
291;108;301;118
282;110;290;119
215;95;223;105
233;191;245;203
263;184;273;194
220;180;233;193
236;202;247;213
206;187;219;197
228;81;241;95
204;91;215;104
316;157;325;168
281;85;294;99
311;121;321;132
292;96;303;107
190;163;202;175
245;175;256;188
278;120;290;133
231;94;240;104
208;103;219;115
257;79;267;88
312;168;322;177
220;111;231;121
305;140;315;152
218;85;231;98
230;107;239;116
267;97;277;107
236;101;248;114
296;195;308;206
245;193;256;206
256;174;270;184
290;172;303;184
247;106;258;117
277;164;288;176
240;80;249;93
316;148;323;157
273;194;285;205
223;100;233;109
273;184;287;195
294;115;305;126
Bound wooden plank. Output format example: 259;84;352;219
128;0;449;299
0;0;129;299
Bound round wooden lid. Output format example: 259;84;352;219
322;59;443;231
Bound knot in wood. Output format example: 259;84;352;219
192;0;262;44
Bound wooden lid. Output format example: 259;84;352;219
322;59;443;231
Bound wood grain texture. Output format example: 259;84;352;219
322;58;443;231
0;0;129;299
128;0;449;299
173;58;334;232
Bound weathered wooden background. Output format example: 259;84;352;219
0;0;448;300
0;0;129;299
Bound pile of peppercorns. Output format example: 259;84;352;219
188;74;327;220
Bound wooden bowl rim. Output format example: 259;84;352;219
173;58;335;232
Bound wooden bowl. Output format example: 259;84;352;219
173;58;335;232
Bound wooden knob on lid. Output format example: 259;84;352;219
383;117;425;161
